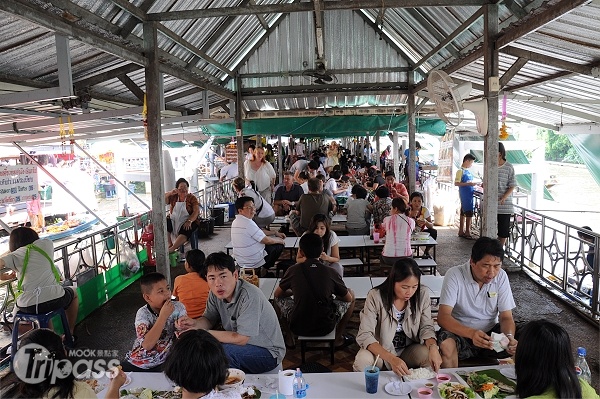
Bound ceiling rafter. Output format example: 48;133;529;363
413;7;483;70
499;57;528;88
404;8;460;59
500;46;595;75
118;0;155;38
503;70;574;92
117;74;145;101
147;0;490;21
0;0;235;100
248;0;269;30
414;0;590;92
240;67;411;78
74;64;143;90
224;2;300;85
109;0;146;22
354;10;426;77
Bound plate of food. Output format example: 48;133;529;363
455;370;516;399
217;368;245;390
412;232;431;241
499;367;516;381
403;367;437;381
241;386;261;399
120;387;182;399
81;378;107;394
438;382;477;399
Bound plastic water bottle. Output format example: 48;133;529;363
293;368;307;398
369;218;375;240
575;347;592;384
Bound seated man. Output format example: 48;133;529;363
289;178;334;236
384;171;409;204
231;196;284;271
177;252;285;373
273;171;304;216
274;233;355;349
437;237;518;367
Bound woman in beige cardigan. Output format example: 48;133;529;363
353;258;442;375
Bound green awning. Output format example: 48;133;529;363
568;133;600;188
202;115;446;138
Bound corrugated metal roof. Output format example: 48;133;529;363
0;0;600;142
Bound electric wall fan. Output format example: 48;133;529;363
427;70;488;136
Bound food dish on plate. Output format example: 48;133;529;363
456;371;516;399
384;381;412;396
218;368;245;390
120;388;182;399
241;386;262;399
403;367;437;380
438;382;477;399
82;378;106;394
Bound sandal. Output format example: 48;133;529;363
461;234;474;240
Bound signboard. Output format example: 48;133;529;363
0;165;39;205
225;143;238;163
437;131;455;183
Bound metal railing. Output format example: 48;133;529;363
507;205;599;322
193;178;237;219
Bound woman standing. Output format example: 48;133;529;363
0;227;79;337
165;178;200;253
296;214;343;277
381;198;414;265
245;146;276;202
354;258;442;375
408;191;437;258
515;319;599;398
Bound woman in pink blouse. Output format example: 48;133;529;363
381;198;415;265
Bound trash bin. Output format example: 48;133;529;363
211;208;225;226
214;204;230;223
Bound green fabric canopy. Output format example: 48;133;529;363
568;133;600;188
202;115;446;138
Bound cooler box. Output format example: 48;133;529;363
213;204;230;223
211;208;225;226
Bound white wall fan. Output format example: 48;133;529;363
427;70;488;136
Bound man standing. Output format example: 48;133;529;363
177;252;285;373
273;172;304;216
454;154;477;239
437;237;518;367
274;233;355;349
231;196;284;271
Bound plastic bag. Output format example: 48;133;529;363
120;243;140;277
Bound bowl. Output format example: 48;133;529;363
218;368;245;390
436;373;452;383
413;232;430;240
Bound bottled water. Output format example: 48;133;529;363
575;347;592;385
293;368;307;398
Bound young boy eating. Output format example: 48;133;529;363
124;272;186;371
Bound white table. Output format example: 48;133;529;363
371;275;444;299
331;214;347;223
343;277;373;299
99;365;514;399
259;277;279;300
225;237;298;257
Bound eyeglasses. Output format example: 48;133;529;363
244;205;256;210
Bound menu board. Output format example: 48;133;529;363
225;144;238;163
437;131;454;183
0;165;39;205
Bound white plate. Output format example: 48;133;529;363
438;381;479;399
122;375;132;387
384;381;412;396
499;367;517;380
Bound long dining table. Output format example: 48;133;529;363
98;364;516;399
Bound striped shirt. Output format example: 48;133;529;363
497;161;516;214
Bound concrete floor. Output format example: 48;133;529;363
2;220;599;390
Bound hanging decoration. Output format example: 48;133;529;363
499;92;509;140
67;115;75;154
142;93;148;140
59;115;67;153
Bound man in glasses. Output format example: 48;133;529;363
231;196;285;273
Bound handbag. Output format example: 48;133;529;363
290;264;338;336
240;267;259;287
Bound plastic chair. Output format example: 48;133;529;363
11;308;74;367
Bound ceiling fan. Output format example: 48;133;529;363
302;58;337;84
427;70;488;136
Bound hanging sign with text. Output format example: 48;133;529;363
0;165;39;205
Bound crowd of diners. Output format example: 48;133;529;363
0;140;597;399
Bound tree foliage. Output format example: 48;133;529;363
537;128;583;163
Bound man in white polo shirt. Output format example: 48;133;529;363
437;237;518;367
231;196;285;273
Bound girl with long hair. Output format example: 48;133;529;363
296;214;343;277
1;329;125;398
354;258;441;375
381;198;415;265
515;319;598;398
408;191;437;258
